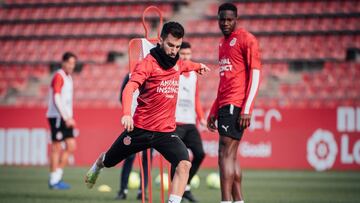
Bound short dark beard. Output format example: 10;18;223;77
150;44;179;70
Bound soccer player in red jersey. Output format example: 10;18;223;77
207;3;262;203
85;22;209;203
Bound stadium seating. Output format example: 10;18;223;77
205;1;360;16
0;4;173;20
0;0;359;108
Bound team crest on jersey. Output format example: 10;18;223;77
123;136;132;146
230;38;237;46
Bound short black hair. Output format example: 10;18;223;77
218;2;237;17
180;41;191;49
160;21;185;39
62;52;77;62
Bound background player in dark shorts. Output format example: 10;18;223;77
171;42;206;203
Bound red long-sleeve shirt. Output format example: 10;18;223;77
210;28;262;118
122;54;202;132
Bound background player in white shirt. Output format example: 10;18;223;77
46;52;77;190
172;42;207;203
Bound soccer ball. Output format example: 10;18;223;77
97;184;112;192
190;174;200;189
155;173;169;190
206;172;220;189
128;171;140;189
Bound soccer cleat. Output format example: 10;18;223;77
49;180;71;190
183;190;199;202
85;153;105;189
136;191;148;201
85;166;102;189
115;190;127;200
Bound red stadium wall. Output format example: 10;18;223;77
0;106;359;171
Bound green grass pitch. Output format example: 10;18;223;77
0;166;359;203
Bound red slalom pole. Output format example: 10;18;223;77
147;149;152;203
167;162;171;198
159;155;165;203
138;153;145;203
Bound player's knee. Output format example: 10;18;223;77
51;142;62;153
218;148;229;161
176;160;191;175
66;142;76;153
234;170;242;182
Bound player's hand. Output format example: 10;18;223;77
238;114;251;129
197;63;210;75
65;118;76;128
121;115;134;132
200;118;207;127
207;115;217;132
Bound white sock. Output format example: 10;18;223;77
234;201;244;203
49;171;58;185
168;194;182;203
49;170;62;185
220;201;232;203
185;184;191;191
90;161;102;173
56;168;63;180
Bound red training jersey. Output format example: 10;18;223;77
210;28;262;117
122;54;202;132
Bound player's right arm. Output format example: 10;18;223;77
121;60;151;132
119;73;130;104
207;96;219;132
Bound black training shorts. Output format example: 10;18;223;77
48;117;74;142
103;127;189;168
217;104;244;140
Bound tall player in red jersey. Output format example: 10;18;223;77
207;3;262;203
85;22;209;203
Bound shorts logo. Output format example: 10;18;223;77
230;38;237;46
221;125;229;132
123;136;132;146
307;129;338;171
55;132;63;140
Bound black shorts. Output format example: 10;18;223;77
48;117;74;142
103;127;189;168
217;104;244;140
175;124;204;152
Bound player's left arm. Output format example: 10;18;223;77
195;79;207;127
240;35;262;129
179;60;210;75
